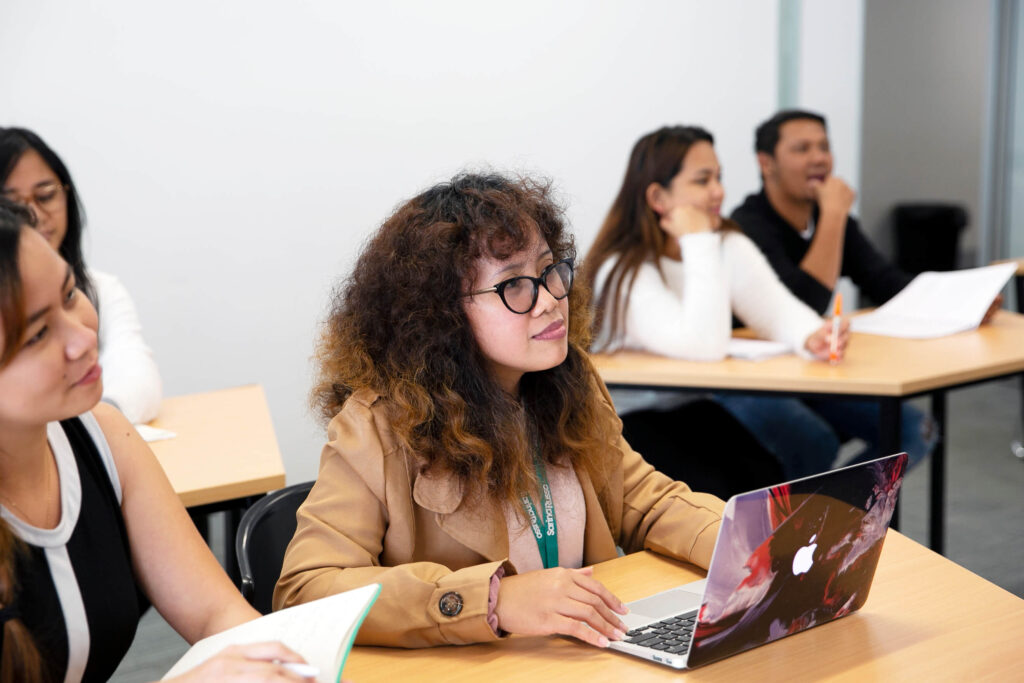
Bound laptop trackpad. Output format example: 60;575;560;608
627;585;703;620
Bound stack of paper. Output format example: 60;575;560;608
727;338;792;361
134;424;176;443
850;263;1015;339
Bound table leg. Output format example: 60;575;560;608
879;398;902;531
1016;277;1024;458
930;391;947;555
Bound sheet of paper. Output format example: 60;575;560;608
850;263;1015;339
134;424;177;442
727;338;792;361
163;583;380;683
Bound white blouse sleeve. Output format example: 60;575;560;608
93;270;163;424
723;232;823;354
611;232;733;361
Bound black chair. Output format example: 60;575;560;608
892;202;967;274
235;481;314;614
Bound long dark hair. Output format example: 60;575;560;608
312;173;617;505
584;125;737;346
0;127;95;307
0;198;50;683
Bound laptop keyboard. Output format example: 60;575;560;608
623;611;697;655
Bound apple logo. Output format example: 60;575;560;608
792;534;817;576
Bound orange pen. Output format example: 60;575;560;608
829;293;843;365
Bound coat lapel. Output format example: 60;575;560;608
413;467;508;562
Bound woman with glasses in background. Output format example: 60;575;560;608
274;173;725;649
0;127;161;424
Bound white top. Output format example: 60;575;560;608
593;231;822;413
94;270;163;424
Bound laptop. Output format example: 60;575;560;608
609;452;908;669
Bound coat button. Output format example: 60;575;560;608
438;591;463;617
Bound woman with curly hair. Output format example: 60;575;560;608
274;173;725;649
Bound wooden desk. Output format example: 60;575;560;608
592;311;1024;553
344;533;1023;681
147;384;286;577
148;384;286;507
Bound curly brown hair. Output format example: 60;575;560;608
312;173;617;505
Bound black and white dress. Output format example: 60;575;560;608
1;413;143;683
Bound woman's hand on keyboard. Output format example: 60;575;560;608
493;566;629;647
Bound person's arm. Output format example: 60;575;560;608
273;398;512;648
799;177;856;293
94;271;163;424
841;220;913;305
93;403;257;639
274;397;628;649
616;431;724;569
736;205;834;314
585;378;724;568
620;233;732;361
91;404;311;682
725;233;826;355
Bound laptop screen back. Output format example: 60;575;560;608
687;453;908;669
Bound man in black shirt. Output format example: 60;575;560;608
731;109;911;313
722;110;933;476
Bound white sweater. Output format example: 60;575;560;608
593;231;822;413
94;270;163;424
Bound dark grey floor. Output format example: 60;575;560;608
111;378;1024;681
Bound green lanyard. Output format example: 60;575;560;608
519;454;558;569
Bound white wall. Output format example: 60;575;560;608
0;1;780;483
797;0;864;202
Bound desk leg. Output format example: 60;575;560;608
880;398;902;531
1017;277;1024;455
930;391;947;555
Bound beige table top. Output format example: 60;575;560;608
591;310;1024;397
994;256;1024;275
147;384;286;508
344;532;1023;681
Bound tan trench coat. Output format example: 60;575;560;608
274;376;724;648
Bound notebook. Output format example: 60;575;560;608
163;583;381;682
609;453;908;669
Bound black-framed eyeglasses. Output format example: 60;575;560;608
465;258;575;314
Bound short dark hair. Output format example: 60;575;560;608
754;109;828;156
